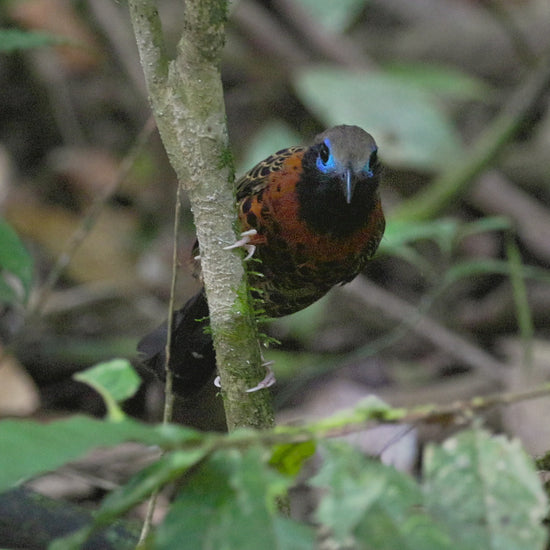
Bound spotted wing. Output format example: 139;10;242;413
236;146;306;201
190;145;305;265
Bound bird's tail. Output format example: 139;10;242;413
137;289;216;397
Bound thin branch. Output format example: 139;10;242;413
29;115;156;317
126;0;169;90
137;183;183;546
394;382;550;427
166;382;550;448
162;185;183;424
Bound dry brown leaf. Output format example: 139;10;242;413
5;188;139;285
0;349;40;416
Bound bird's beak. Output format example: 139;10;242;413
342;168;355;204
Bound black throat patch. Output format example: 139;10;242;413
296;147;381;238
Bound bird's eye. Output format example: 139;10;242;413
316;139;335;173
319;142;330;165
363;148;378;177
370;148;378;166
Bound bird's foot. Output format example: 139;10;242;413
223;229;257;260
213;360;276;392
246;361;276;392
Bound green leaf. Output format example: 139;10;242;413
49;530;93;550
272;518;316;550
156;447;315;550
74;359;142;421
381;216;511;256
384;62;491;102
0;217;33;303
294;67;461;171
424;427;548;550
99;450;206;520
312;442;452;549
270;441;316;476
442;259;550;289
381;218;460;256
294;0;367;33
0;29;67;53
0;416;201;492
455;216;511;241
312;442;385;541
379;216;514;274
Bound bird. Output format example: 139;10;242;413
138;125;385;397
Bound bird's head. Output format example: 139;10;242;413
308;125;380;204
297;125;381;237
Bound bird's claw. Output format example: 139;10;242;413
213;361;276;393
223;229;257;260
246;361;276;393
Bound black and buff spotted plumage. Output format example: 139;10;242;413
138;125;384;396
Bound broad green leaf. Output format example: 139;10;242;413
424;427;548;550
384;62;490;102
0;217;33;303
379;216;516;278
240;120;301;174
270;441;316;476
156;447;314;550
272;517;316;550
0;29;67;52
52;448;210;549
312;442;452;549
442;259;550;288
74;359;142;420
294;67;461;171
381;219;460;257
97;449;207;522
381;216;511;257
0;416;201;492
295;0;368;33
456;216;511;241
312;442;386;541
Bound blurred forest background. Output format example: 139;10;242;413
1;0;550;496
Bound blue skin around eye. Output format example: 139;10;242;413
363;165;373;178
316;138;337;173
317;139;377;178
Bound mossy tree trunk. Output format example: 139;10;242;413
128;0;274;430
